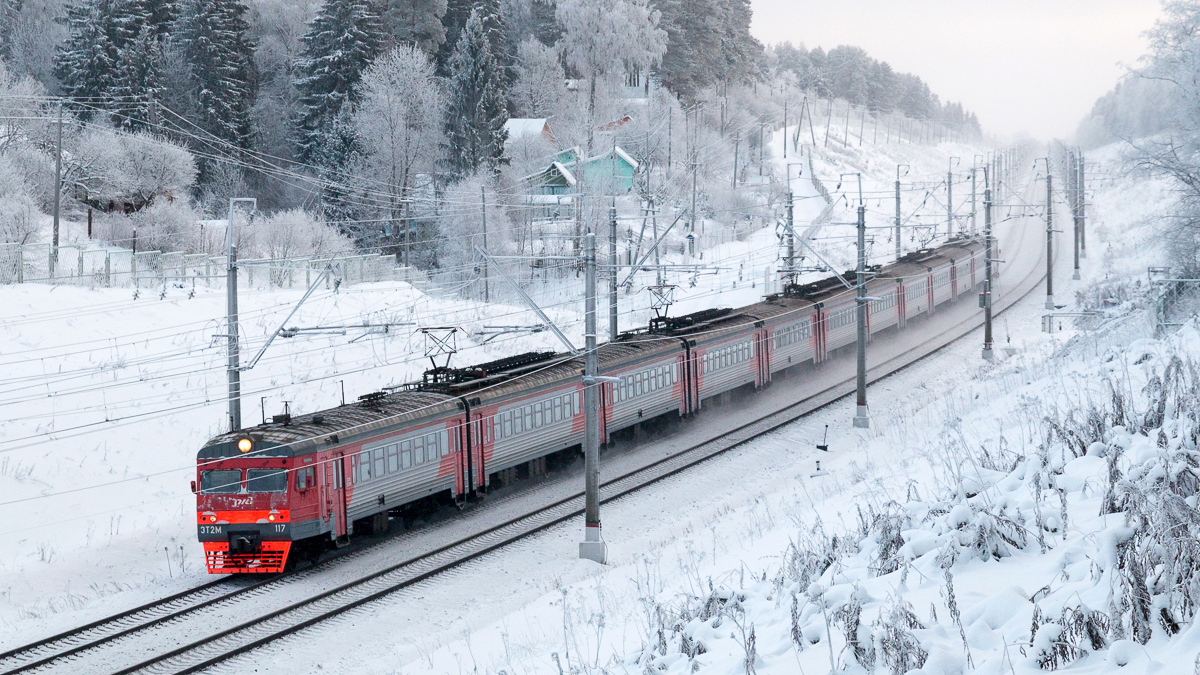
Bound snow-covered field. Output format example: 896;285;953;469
206;142;1199;674
8;137;1192;674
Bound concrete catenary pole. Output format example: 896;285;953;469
609;200;618;340
579;231;607;563
786;189;795;287
1045;171;1055;310
1075;149;1084;278
481;185;489;302
1079;152;1087;258
51;103;62;277
983;181;994;361
226;201;242;432
946;164;953;237
854;192;870;429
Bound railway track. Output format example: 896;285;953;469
1;197;1048;675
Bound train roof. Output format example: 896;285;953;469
198;236;986;458
199;390;459;459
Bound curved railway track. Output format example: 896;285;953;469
1;197;1050;675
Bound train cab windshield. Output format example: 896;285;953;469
200;469;242;494
246;469;287;492
199;468;289;494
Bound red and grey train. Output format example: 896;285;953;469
195;237;992;573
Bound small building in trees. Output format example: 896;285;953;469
503;118;557;144
521;145;640;219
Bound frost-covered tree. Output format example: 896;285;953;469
293;0;386;163
443;8;507;179
557;0;665;151
354;44;443;264
67;125;197;212
508;37;561;118
385;0;446;55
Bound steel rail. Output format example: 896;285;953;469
104;233;1047;675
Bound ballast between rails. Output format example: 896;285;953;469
194;236;994;574
115;231;1040;675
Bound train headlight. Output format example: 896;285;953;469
237;438;253;453
268;513;276;522
209;514;217;523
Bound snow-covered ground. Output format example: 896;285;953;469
9;136;1184;675
198;141;1197;674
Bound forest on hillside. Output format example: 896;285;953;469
0;0;981;269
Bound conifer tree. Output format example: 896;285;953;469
294;0;386;163
385;0;446;56
171;0;255;151
55;0;174;123
442;7;507;179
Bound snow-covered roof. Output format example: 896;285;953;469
553;161;577;186
504;118;557;144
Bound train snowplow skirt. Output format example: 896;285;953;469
203;541;290;573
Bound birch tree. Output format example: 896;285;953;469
354;44;444;265
556;0;665;153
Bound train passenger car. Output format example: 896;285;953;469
196;237;991;573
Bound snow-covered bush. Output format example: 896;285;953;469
94;199;205;253
69;126;197;214
252;208;352;260
0;155;40;244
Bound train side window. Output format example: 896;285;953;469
553;398;562;421
534;402;543;428
524;406;533;432
574;392;581;414
373;447;385;477
503;412;513;438
295;467;315;490
387;444;399;473
401;449;412;468
414;436;426;464
359;451;372;481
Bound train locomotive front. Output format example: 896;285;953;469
194;435;301;573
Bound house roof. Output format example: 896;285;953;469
504;118;556;143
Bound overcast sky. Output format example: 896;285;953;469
749;0;1164;140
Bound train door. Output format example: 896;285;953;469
454;417;468;498
326;453;347;539
470;415;488;491
319;456;329;525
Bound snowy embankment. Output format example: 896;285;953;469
240;141;1199;674
0;131;991;645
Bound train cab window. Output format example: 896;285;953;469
295;467;315;490
247;468;287;492
200;469;242;494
